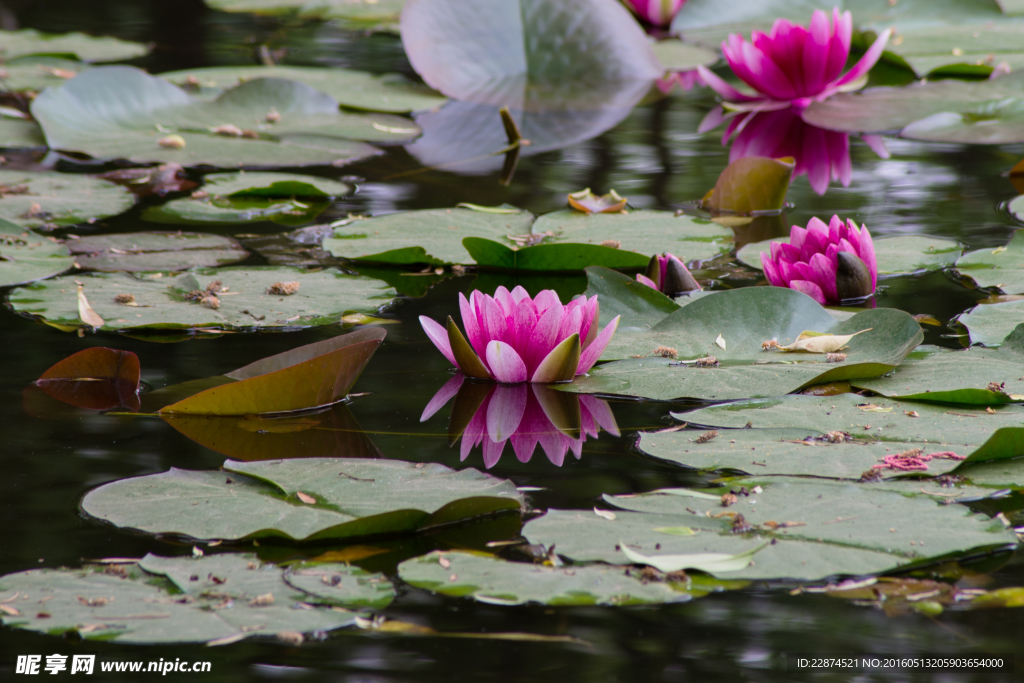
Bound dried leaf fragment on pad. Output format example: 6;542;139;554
76;281;105;327
776;329;872;353
267;281;300;295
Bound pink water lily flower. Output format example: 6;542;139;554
636;253;702;295
419;287;620;384
697;9;891;112
624;0;687;27
421;375;620;468
761;215;877;305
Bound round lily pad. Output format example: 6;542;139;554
959;299;1024;346
955;229;1024;294
7;266;397;333
650;40;719;73
524;479;1017;581
0;219;74;287
399;551;711;606
0;56;89;92
0;554;362;644
0;169;136;230
737;235;963;275
69;232;248;271
159;65;446;113
143;172;350;225
0;117;46;148
0;28;149;62
80;458;524;542
30;67;420;168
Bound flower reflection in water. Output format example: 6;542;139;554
722;107;889;195
421;374;619;468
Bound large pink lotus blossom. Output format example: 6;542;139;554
697;9;891;112
623;0;687;27
724;107;889;195
419;287;620;384
421;375;619;468
761;215;877;305
636;253;702;295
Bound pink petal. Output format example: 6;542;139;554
636;273;658;289
580;297;600;351
525;303;564;373
534;289;561;314
696;64;761;103
419;315;457;367
822;9;852;86
809;252;838;303
459;292;488;362
577;316;620;375
579;395;620;437
801;9;831;97
830;28;891;91
481;437;507;469
420;373;464;422
510;285;530;304
761;251;784;287
698;105;729;133
788;279;827;304
485;340;528;383
858;224;878;289
486;384;527;442
861;134;890;159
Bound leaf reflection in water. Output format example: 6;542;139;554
710;106;890;195
421;374;619;468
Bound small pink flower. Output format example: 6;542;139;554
761;215;877;305
623;0;687;27
725;107;889;195
655;69;705;95
636;253;702;295
421;375;620;468
697;9;890;112
419;286;619;384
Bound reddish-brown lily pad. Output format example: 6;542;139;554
34;347;141;411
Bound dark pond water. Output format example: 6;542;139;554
1;2;1023;681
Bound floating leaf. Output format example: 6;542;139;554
620;541;765;574
0;169;135;230
7;267;397;334
81;458;524;542
567;188;627;215
0;28;149;62
0;116;46;148
323;206;535;266
959;299;1024;346
401;0;662;109
159;65;446;113
739;235;962;276
850;326;1024;405
776;329;871;353
702;156;793;214
559;269;922;401
69;232;248;272
525;479;1017;581
33;347;140;411
955;229;1024;294
0;218;74;288
0;56;89;92
160;327;385;415
0;554;370;644
398;551;721;606
143;172;350;226
31;67;417;168
76;281;105;328
821;576;1024;616
650;39;719;73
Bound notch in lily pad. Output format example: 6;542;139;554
701;156;794;215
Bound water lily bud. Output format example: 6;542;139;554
663;257;702;296
835;251;873;301
644;254;662;289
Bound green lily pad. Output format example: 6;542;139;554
527;210;733;265
159;66;445;114
142;172;350;226
7;266;397;333
559;269;922;401
401;0;663;108
959;299;1024;346
31;67;420;168
204;0;308;12
69;232;248;272
0;218;74;287
638;427;974;480
398;550;719;606
304;0;405;28
672;0;1024;76
650;39;719;73
0;28;149;62
0;169;135;230
737;235;963;275
0;554;359;644
0;116;46;148
803;72;1024;143
0;56;89;92
680;394;1024;465
323;206;535;266
524;480;1017;581
850;325;1024;405
80;458;523;542
955;229;1024;294
282;562;395;609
